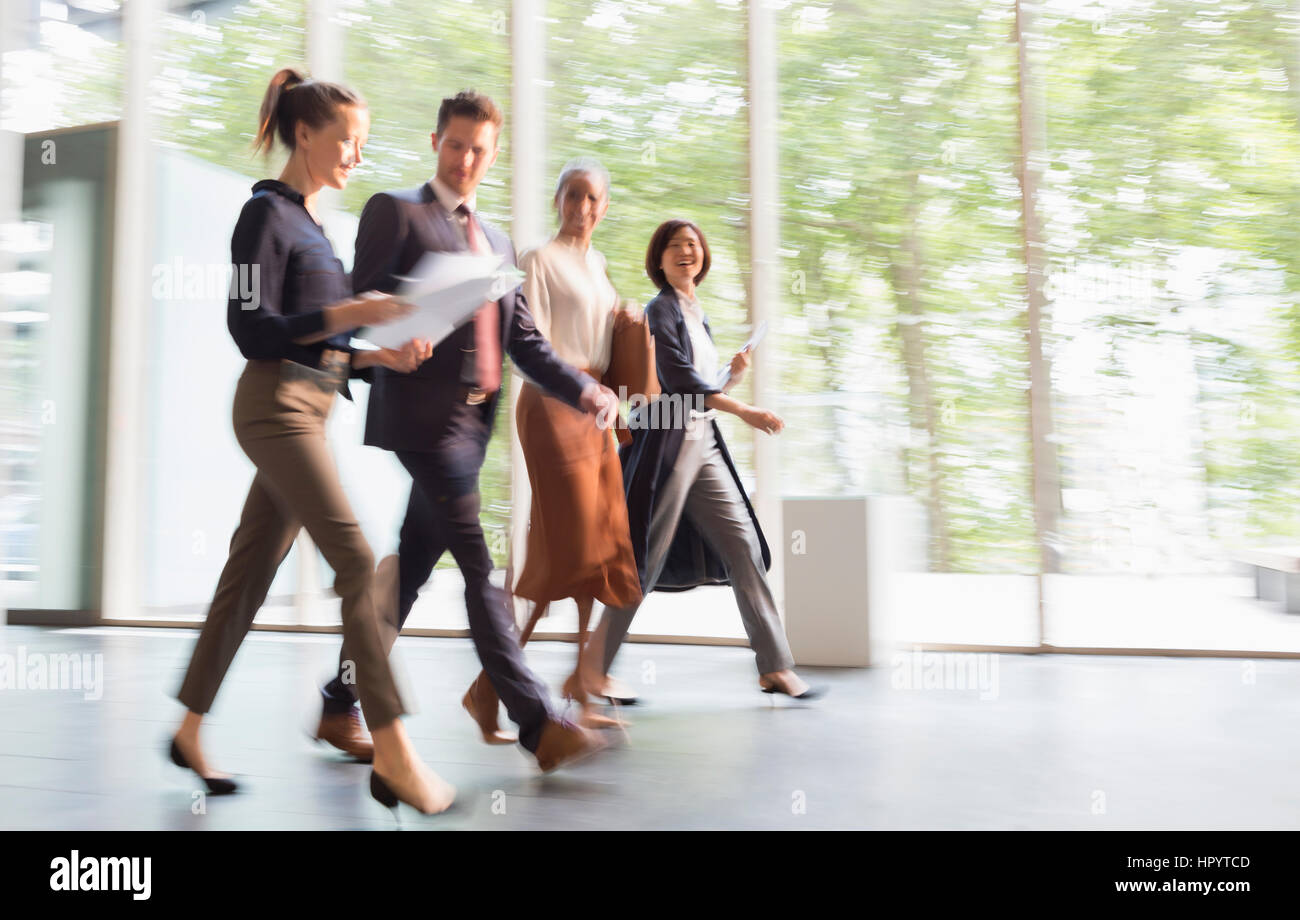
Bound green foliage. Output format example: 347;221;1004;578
18;0;1300;576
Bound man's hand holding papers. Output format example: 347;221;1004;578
359;251;526;350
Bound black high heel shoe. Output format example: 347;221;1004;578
760;682;827;701
597;676;639;706
369;771;401;826
168;738;238;795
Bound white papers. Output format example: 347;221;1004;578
361;251;526;349
714;319;769;389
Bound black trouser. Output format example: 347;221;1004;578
323;401;555;752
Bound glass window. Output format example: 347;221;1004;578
332;0;514;629
1038;0;1300;651
2;3;124;613
779;0;1039;646
133;1;309;623
543;0;755;639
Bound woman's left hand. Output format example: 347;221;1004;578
726;347;752;388
742;405;784;435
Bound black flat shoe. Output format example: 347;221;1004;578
604;692;639;706
169;737;238;795
760;684;827;701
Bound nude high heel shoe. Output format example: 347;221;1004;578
561;672;627;731
369;761;456;821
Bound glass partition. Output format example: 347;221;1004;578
778;0;1040;647
540;0;755;639
329;0;515;629
2;0;124;615
10;0;1300;658
128;1;310;624
1036;0;1300;652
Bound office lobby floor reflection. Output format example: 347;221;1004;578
1;623;1298;830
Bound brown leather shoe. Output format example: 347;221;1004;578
315;707;374;762
462;672;517;745
533;718;608;773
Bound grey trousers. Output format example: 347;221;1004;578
599;424;795;676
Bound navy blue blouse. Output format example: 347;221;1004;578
226;179;356;368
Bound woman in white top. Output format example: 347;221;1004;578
461;159;641;733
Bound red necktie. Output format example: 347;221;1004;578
457;204;501;393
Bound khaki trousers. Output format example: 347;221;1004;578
177;359;404;727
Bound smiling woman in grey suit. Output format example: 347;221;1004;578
170;67;455;818
580;219;822;703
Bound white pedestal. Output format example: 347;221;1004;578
782;496;895;668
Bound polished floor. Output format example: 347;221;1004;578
0;623;1297;829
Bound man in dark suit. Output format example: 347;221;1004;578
316;91;617;772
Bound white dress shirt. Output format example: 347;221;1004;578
674;286;719;381
673;286;720;419
430;175;477;246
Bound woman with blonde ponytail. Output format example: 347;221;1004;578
170;67;454;818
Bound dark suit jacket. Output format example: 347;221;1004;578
353;182;593;452
620;285;771;592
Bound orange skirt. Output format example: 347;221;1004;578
513;378;643;608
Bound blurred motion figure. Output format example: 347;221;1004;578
581;219;822;703
171;68;454;817
462;157;642;730
316;92;621;772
